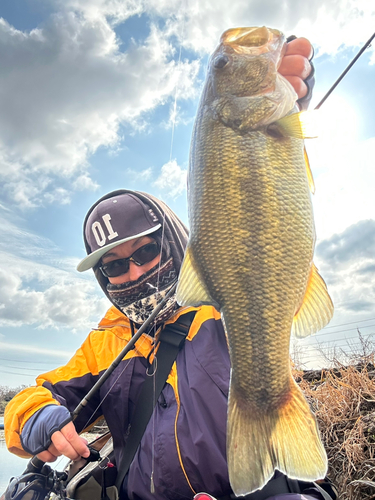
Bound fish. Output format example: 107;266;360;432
176;26;334;495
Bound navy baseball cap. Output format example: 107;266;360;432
77;193;161;272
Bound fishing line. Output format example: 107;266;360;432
71;282;177;421
79;335;149;432
169;13;186;163
150;3;187;493
75;283;178;430
76;6;191;437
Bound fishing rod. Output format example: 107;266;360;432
72;280;178;419
314;31;375;110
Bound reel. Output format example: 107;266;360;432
3;458;68;500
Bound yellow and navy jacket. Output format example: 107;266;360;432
5;304;232;500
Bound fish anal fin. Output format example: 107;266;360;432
176;246;217;308
274;110;319;139
227;378;327;495
304;146;315;194
292;264;334;339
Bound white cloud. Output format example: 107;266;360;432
58;0;144;24
118;0;375;58
0;11;199;207
306;95;375;241
0;213;58;259
0;212;110;331
0;254;110;331
1;0;373;209
292;1;375;60
153;159;187;199
309;220;375;353
73;173;100;191
126;166;153;181
44;187;72;205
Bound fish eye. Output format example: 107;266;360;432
213;55;229;69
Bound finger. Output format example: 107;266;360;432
51;431;80;461
283;76;308;100
285;37;313;59
60;422;90;458
48;442;61;457
279;54;311;80
37;450;58;463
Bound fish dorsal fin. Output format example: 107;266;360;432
274;110;319;139
292;264;334;338
304;146;315;194
176;245;218;308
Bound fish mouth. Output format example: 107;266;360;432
220;26;286;63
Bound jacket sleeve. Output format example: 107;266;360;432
4;331;103;458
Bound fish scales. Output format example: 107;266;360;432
192;125;312;398
177;26;333;495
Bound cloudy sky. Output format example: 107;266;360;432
0;0;375;387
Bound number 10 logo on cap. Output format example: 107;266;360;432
92;214;118;247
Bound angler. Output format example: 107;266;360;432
4;35;335;500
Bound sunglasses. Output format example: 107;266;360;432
99;241;161;278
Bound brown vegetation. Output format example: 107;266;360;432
294;357;375;500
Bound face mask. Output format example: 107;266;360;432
106;257;178;325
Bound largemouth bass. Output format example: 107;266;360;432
176;27;333;495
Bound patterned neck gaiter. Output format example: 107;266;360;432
106;257;178;325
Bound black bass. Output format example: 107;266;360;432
176;26;333;495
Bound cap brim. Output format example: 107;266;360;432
76;224;161;272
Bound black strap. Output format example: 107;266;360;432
218;474;335;500
115;311;196;490
218;474;299;500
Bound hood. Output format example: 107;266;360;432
82;189;189;309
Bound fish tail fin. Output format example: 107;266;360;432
227;379;327;495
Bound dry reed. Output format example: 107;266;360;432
294;356;375;500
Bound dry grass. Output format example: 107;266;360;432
294;357;375;500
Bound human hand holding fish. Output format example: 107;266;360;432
279;37;314;102
176;26;332;496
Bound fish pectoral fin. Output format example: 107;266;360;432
227;379;328;495
176;246;217;308
304;146;315;194
292;264;334;338
274;110;319;139
213;96;278;132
